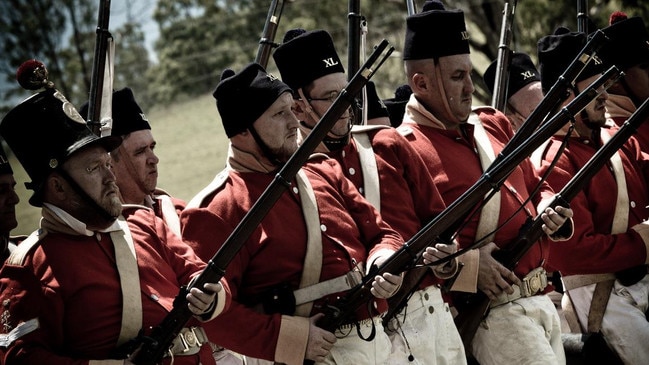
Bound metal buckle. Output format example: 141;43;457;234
521;267;547;297
178;327;201;353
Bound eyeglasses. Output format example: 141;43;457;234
305;92;341;104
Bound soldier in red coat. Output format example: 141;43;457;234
599;12;649;153
0;145;20;265
0;62;229;365
536;27;649;365
399;3;573;365
80;88;186;236
272;26;465;365
181;63;406;365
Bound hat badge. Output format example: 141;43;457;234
266;73;278;82
322;57;340;68
461;31;470;41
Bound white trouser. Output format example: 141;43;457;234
567;274;649;364
471;294;565;365
243;316;390;365
386;285;466;365
316;315;392;365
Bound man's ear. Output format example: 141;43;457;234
292;99;308;120
410;73;428;94
46;173;67;202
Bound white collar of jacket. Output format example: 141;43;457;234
41;203;121;236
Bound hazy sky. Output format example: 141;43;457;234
0;0;158;108
111;0;159;60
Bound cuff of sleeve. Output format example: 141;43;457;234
433;256;459;279
197;280;229;322
275;315;310;365
550;217;574;241
366;249;396;274
450;249;479;293
631;222;649;264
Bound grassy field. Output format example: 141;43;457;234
10;92;230;236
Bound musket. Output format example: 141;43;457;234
87;0;113;137
119;40;394;365
255;0;292;69
491;0;517;112
348;0;362;80
405;0;417;16
317;65;621;338
577;0;589;33
384;32;609;324
492;29;608;163
455;68;647;351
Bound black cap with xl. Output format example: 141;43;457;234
273;29;345;92
537;27;606;93
483;52;541;98
0;60;121;206
213;63;292;138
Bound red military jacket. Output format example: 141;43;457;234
180;157;403;362
535;128;649;275
401;99;556;280
0;205;230;365
327;126;448;288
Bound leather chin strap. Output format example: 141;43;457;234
296;88;352;152
56;167;118;222
248;126;283;167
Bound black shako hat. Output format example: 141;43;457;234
79;87;151;137
273;29;345;92
383;84;413;128
403;2;470;60
0;144;12;175
599;12;649;71
366;81;389;120
483;52;541;97
537;27;605;93
213;63;292;138
0;88;122;206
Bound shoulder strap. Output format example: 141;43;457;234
294;170;323;317
352;132;381;211
186;169;230;209
600;129;629;234
470;113;501;243
6;230;46;266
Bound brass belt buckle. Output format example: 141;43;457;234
521;267;547;297
179;328;197;353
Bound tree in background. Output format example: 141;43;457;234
0;0;150;112
2;0;649;111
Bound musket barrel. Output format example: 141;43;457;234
87;0;112;136
491;0;517;112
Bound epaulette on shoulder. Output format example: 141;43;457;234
186;168;231;209
307;153;330;161
6;230;47;266
471;105;497;113
351;125;389;134
396;125;414;137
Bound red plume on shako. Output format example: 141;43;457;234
16;59;54;91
